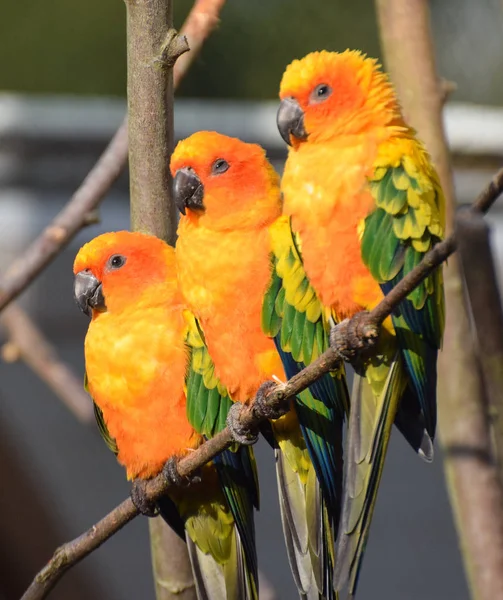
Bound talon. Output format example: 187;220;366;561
226;402;258;445
162;457;201;487
253;381;288;420
330;312;378;363
131;479;158;517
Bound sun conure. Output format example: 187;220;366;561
172;131;349;600
270;50;445;594
73;231;259;600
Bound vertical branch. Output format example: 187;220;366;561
148;520;196;600
456;211;503;478
127;0;188;244
125;0;194;599
375;1;503;599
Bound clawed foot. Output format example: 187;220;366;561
253;380;288;420
226;402;258;446
329;312;379;363
162;456;201;487
131;479;158;517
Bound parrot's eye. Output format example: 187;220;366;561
108;254;127;270
212;159;229;175
310;84;332;104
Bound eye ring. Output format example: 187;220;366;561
310;83;332;104
212;159;230;175
108;254;127;270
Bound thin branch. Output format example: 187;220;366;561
21;164;503;600
0;0;226;314
0;304;93;423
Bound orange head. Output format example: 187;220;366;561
277;50;402;147
73;231;179;316
170;131;281;231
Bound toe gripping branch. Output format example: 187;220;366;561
131;479;158;517
226;380;290;446
329;311;379;363
130;457;202;517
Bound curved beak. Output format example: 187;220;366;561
277;97;307;146
74;270;106;317
173;168;205;216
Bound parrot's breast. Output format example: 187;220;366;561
177;219;285;402
85;303;200;479
282;138;384;320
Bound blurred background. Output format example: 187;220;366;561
2;0;503;598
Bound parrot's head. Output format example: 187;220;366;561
277;50;401;147
170;131;281;231
73;231;179;317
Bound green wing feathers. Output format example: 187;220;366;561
263;216;330;366
335;149;445;594
184;311;259;599
264;216;347;599
185;310;232;438
366;154;445;438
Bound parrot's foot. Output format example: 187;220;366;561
162;457;201;487
253;380;288;421
131;479;158;517
226;402;258;446
330;311;379;362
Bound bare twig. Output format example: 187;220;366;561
376;2;503;599
456;211;503;478
0;0;226;314
21;162;503;600
0;304;93;423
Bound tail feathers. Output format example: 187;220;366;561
186;526;257;600
393;386;434;462
276;447;337;600
334;357;405;596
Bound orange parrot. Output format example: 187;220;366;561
73;231;259;600
172;132;348;600
271;50;445;594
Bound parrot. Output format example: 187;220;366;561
73;231;259;600
171;131;349;600
270;50;445;595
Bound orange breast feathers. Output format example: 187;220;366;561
74;231;201;480
282;138;385;320
177;219;285;401
171;131;286;402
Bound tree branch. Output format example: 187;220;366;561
125;0;195;597
456;211;503;482
21;163;503;600
0;0;226;314
0;304;93;423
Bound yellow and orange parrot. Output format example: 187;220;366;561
267;50;445;594
172;131;349;600
73;231;259;600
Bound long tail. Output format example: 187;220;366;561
186;525;256;600
274;413;337;600
333;351;406;596
173;454;258;600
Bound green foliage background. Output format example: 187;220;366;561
0;0;379;98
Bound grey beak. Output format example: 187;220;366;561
277;97;308;146
74;270;106;317
173;167;205;215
